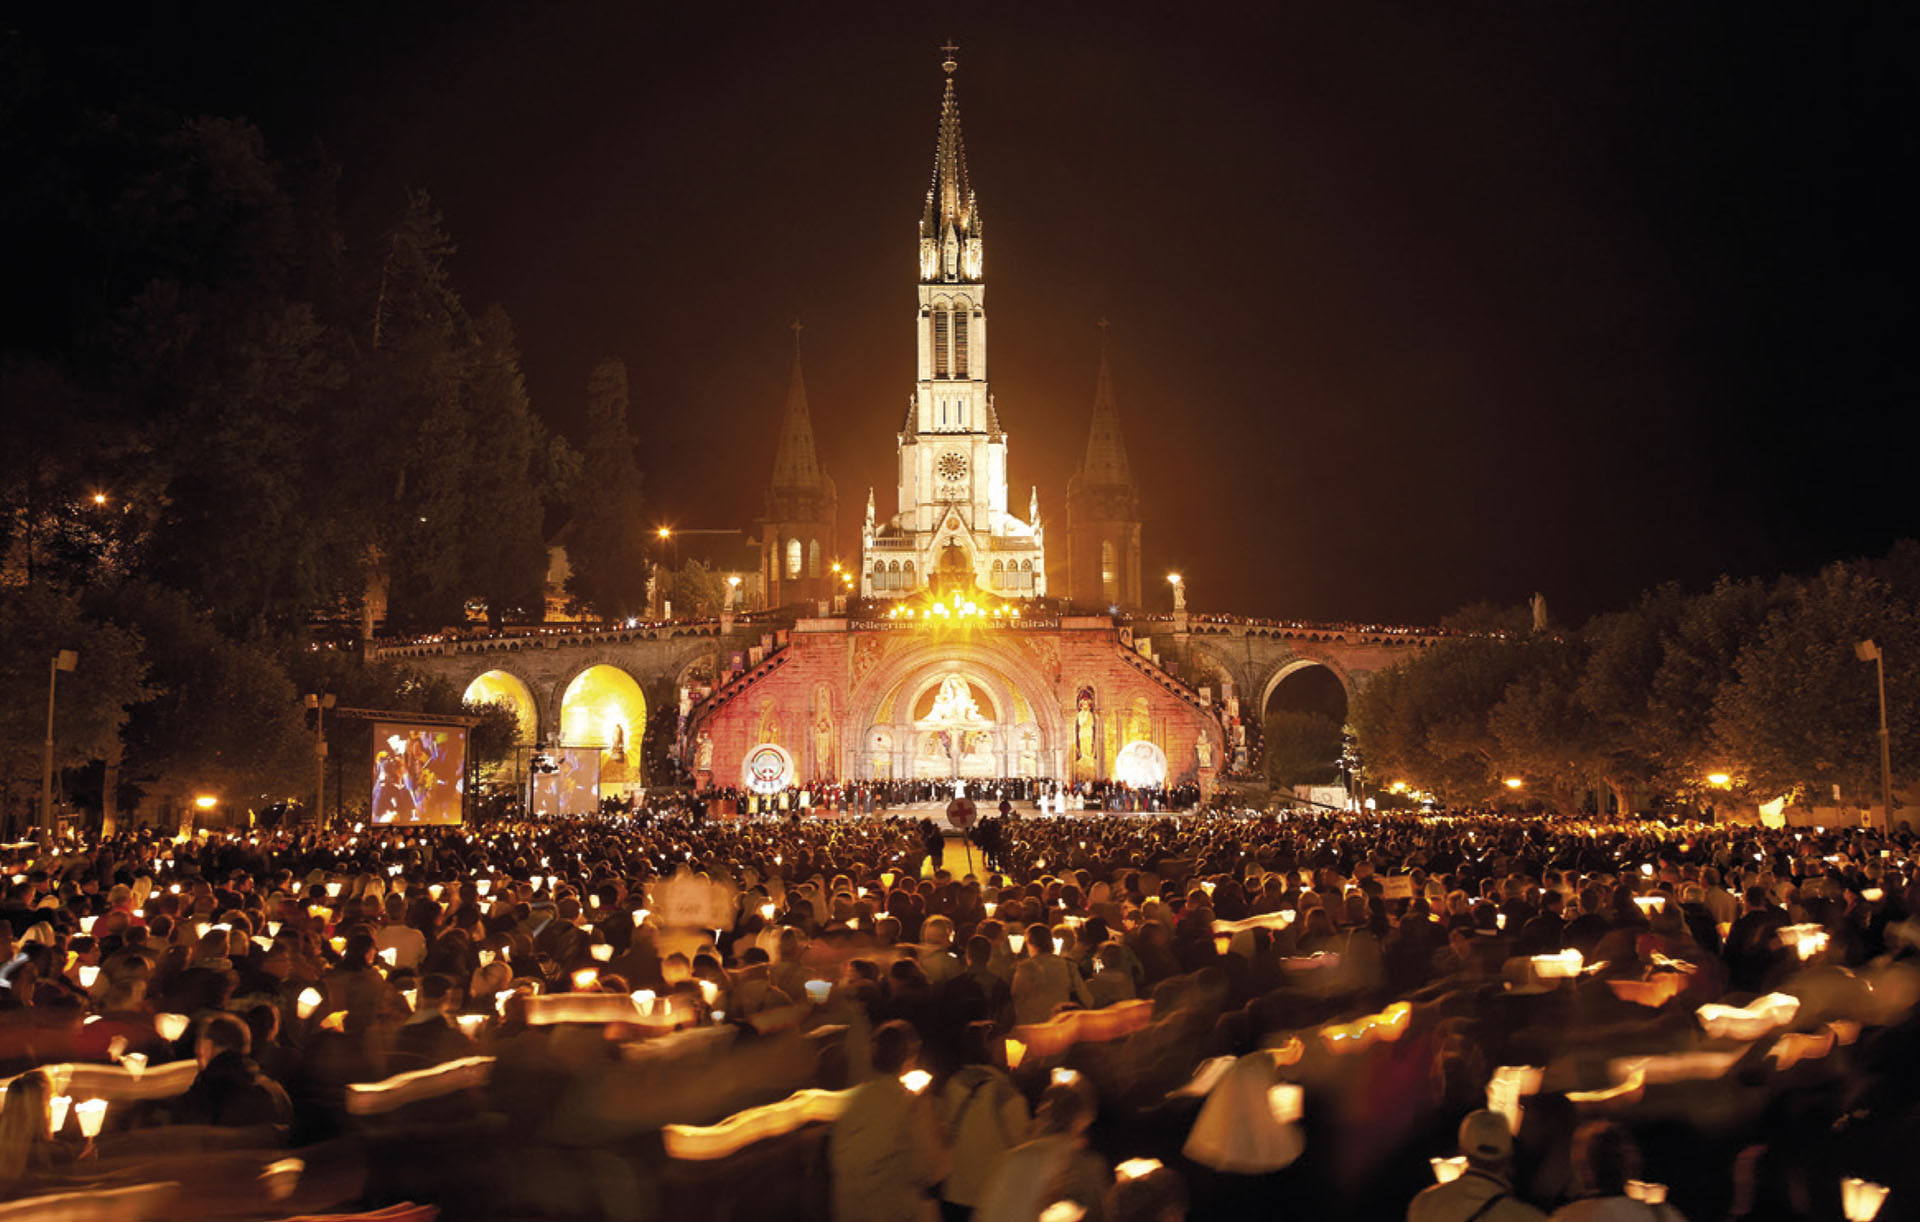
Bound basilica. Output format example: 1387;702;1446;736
388;51;1430;808
759;48;1140;614
702;50;1220;796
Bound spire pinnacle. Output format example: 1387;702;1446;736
1076;320;1135;491
921;44;978;245
769;329;830;494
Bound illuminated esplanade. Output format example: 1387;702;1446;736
369;51;1446;801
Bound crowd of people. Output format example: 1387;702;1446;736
0;805;1912;1220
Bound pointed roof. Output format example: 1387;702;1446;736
1076;323;1134;490
769;326;831;493
920;45;980;243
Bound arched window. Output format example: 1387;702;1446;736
903;561;916;589
1100;540;1118;600
933;310;950;377
807;539;820;578
1021;558;1034;591
991;559;1005;588
888;560;901;591
786;538;802;578
954;311;969;377
873;560;886;590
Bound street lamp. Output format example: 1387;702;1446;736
306;693;336;826
1855;640;1894;824
1167;573;1185;612
41;650;78;833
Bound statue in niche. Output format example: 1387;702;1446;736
694;731;714;771
1071;686;1099;784
812;683;836;780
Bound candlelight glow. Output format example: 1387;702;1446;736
74;1098;108;1137
155;1013;189;1041
901;1069;932;1094
1005;1037;1027;1068
1841;1177;1890;1221
50;1095;71;1133
1114;1157;1163;1182
297;988;323;1019
1431;1156;1469;1184
1697;992;1800;1041
1266;1083;1304;1123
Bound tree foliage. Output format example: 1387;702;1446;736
564;359;650;617
1262;709;1344;787
0;586;148;812
1356;561;1920;812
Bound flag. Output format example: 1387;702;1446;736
1855;640;1880;662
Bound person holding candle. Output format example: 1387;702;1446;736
172;1012;293;1138
1548;1122;1686;1221
939;1023;1032;1221
828;1020;950;1222
0;1070;65;1191
1407;1110;1547;1222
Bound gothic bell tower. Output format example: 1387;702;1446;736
861;44;1046;600
1066;322;1142;607
760;323;837;607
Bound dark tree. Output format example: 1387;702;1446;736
564;358;650;617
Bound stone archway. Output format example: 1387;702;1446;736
462;670;538;745
850;639;1064;784
1258;659;1350;789
558;664;648;793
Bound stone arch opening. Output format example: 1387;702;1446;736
1259;660;1349;789
462;670;537;745
560;664;648;794
856;648;1061;784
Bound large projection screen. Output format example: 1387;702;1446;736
371;723;467;825
531;747;602;817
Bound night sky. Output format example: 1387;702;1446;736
16;3;1911;625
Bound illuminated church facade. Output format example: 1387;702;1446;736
861;49;1049;601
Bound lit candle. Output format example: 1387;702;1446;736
1430;1156;1469;1184
155;1013;190;1041
804;980;831;1004
297;987;323;1019
1114;1158;1163;1182
1267;1083;1304;1123
74;1098;108;1138
78;964;99;989
591;943;614;962
900;1069;932;1094
121;1052;147;1079
1841;1177;1891;1222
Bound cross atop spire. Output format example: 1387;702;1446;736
941;41;958;74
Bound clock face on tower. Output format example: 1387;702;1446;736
937;451;968;483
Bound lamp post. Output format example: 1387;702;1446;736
41;650;78;834
306;693;335;827
1855;640;1894;826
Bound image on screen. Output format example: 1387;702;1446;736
531;746;602;816
371;723;467;825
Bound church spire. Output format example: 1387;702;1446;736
769;319;830;494
1076;319;1134;490
920;44;981;262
